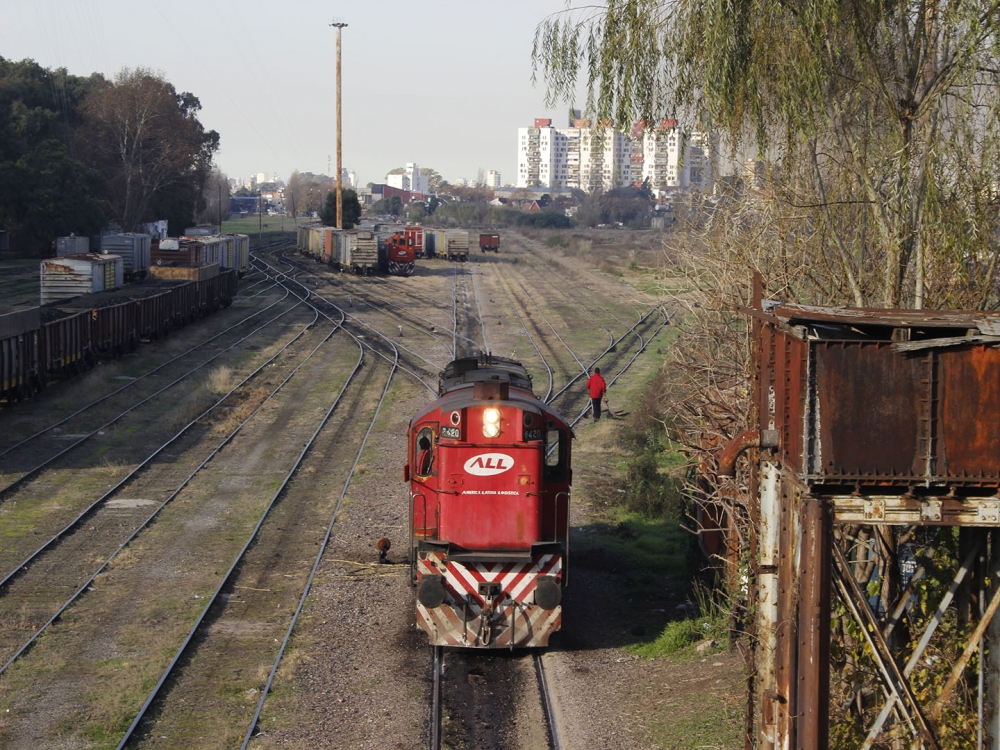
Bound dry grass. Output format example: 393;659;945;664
207;365;234;394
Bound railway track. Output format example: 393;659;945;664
0;276;301;496
430;647;562;750
0;251;403;747
116;262;400;748
0;269;338;666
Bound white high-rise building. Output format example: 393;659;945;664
486;170;502;188
516;118;631;193
340;168;357;190
633;119;716;192
386;162;429;194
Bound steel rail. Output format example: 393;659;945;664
499;245;617;350
534;652;563;750
0;289;308;501
568;309;671;428
0;269;288;462
0;267;343;675
492;261;554;401
429;646;443;750
238;303;401;748
270;252;438;394
320;270;457;353
115;271;369;749
452;263;487;358
467;258;490;354
548;307;659;405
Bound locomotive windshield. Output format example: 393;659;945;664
414;426;435;477
543;423;568;482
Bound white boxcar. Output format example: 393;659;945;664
100;233;151;278
56;236;90;256
445;229;469;261
40;254;123;305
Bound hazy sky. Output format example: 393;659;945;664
2;0;588;187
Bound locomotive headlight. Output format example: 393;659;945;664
483;407;501;438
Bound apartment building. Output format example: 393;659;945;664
516;118;631;193
632;119;716;192
386;162;429;194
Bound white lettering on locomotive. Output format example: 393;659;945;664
463;453;514;476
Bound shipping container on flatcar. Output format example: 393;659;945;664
445;229;469;262
183;235;226;266
55;235;90;256
101;233;151;279
40;254;123;305
151;238;208;267
232;234;250;275
479;233;500;253
425;228;447;259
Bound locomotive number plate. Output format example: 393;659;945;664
523;428;543;441
440;426;461;439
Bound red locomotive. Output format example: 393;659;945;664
406;355;573;648
384;233;415;276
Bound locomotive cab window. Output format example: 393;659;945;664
543;423;567;482
415;426;435;477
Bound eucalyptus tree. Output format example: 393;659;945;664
534;0;1000;309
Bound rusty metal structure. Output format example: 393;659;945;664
725;277;1000;749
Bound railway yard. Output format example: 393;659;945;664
0;231;742;749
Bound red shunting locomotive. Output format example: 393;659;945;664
406;356;573;648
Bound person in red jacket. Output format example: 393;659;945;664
587;367;607;421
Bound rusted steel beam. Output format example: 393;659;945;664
830;495;1000;526
832;543;938;748
983;531;1000;749
861;542;981;748
796;496;830;750
930;580;1000;721
775;480;799;748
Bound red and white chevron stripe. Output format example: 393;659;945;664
416;551;563;648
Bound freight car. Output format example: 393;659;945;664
0;269;238;404
479;233;500;253
406;355;572;648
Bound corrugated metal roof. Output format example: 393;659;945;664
770;302;1000;332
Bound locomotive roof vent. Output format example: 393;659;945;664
474;381;509;401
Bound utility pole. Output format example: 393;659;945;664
330;19;348;229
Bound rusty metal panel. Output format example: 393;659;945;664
938;346;1000;480
810;342;925;480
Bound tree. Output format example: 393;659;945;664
372;194;403;217
286;170;305;218
533;1;1000;309
0;58;108;254
0;139;107;255
76;67;219;233
197;168;230;226
320;189;361;229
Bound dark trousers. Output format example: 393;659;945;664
591;396;602;420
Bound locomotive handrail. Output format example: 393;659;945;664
411;492;428;543
554;491;570;587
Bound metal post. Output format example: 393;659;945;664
796;495;830;750
756;462;780;750
986;530;1000;749
330;20;348;230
